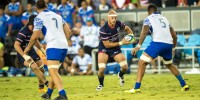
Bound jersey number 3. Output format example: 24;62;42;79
52;18;58;28
159;18;166;28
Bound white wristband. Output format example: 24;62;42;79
137;44;141;48
119;41;123;45
22;54;31;61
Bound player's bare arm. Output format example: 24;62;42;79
124;25;134;35
63;23;72;41
14;41;25;56
24;30;40;54
35;40;46;55
132;25;149;55
170;27;177;48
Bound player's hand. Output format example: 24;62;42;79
121;38;132;45
131;47;140;55
24;47;30;54
22;54;32;61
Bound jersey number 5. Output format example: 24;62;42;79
159;18;166;28
52;18;58;28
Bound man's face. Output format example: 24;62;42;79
27;4;32;11
78;49;84;57
86;21;93;26
11;0;16;2
61;0;67;4
81;2;87;10
0;9;3;16
45;0;49;4
101;0;106;5
108;16;117;25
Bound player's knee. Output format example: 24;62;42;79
31;63;39;71
140;54;152;63
119;60;128;70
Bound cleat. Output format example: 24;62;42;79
41;93;51;100
38;88;47;93
181;85;189;91
96;85;103;91
53;95;68;100
118;72;124;86
124;88;141;93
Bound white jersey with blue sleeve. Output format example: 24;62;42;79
144;13;173;44
33;10;68;49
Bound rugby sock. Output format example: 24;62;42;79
134;82;141;89
39;84;44;89
44;81;49;86
59;89;66;97
119;71;125;78
47;88;53;96
175;74;186;87
98;76;104;86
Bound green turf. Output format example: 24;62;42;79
0;74;200;100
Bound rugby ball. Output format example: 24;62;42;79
124;34;136;43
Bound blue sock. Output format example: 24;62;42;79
47;88;53;96
176;74;186;87
59;89;66;97
134;82;141;89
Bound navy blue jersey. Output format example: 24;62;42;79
98;20;126;57
99;20;125;49
16;25;32;50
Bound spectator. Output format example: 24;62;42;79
57;0;76;28
0;6;12;44
80;17;99;55
44;0;57;12
99;19;106;27
71;48;93;75
0;42;4;69
198;0;200;6
5;0;23;31
67;38;81;55
99;0;111;11
177;0;188;7
86;0;96;10
72;22;82;36
61;55;72;75
78;0;96;25
21;3;37;25
111;0;130;10
138;0;149;9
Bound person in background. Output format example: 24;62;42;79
70;48;93;75
99;0;111;11
57;0;76;28
0;6;12;44
0;41;4;69
44;0;57;12
177;0;188;7
5;0;23;31
78;0;96;25
80;17;99;55
137;0;149;9
86;0;96;10
22;3;37;25
99;19;106;27
111;0;130;10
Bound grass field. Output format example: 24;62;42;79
0;74;200;100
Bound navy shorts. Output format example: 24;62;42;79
98;46;122;57
144;42;173;60
46;48;68;62
17;49;40;66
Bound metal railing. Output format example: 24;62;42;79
91;46;200;74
